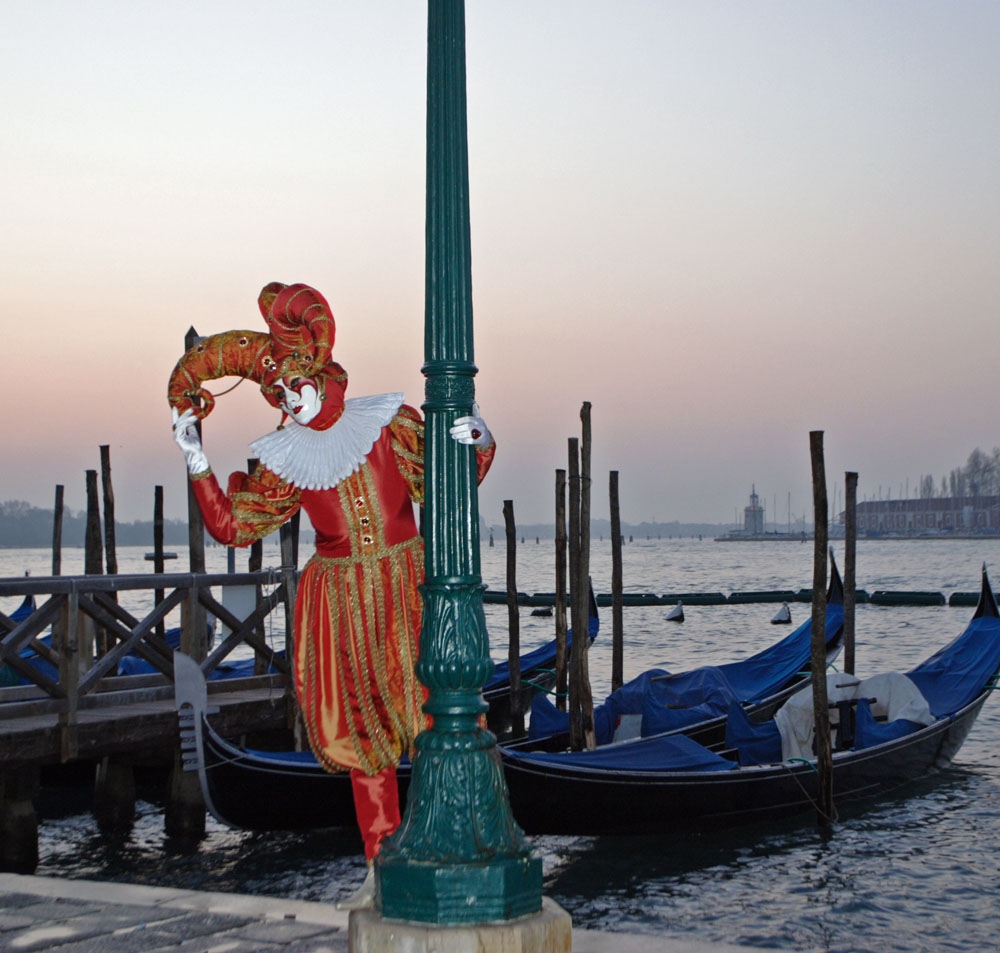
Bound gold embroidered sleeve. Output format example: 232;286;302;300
390;405;425;505
227;466;303;546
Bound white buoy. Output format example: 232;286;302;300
771;602;792;624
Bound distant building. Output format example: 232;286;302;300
851;496;1000;535
744;485;765;536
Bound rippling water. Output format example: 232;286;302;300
5;537;1000;952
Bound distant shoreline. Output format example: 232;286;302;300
713;534;999;543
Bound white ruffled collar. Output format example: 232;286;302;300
249;393;404;491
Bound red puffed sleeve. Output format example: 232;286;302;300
189;466;302;547
474;437;496;483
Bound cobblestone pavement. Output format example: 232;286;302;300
1;874;791;953
0;875;348;952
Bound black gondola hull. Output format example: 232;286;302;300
501;695;988;835
197;691;986;835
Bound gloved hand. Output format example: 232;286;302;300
172;408;211;476
449;403;492;448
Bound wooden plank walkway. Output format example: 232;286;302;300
0;679;289;767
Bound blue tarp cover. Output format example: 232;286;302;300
724;698;783;765
640;667;740;737
528;602;845;743
853;698;923;749
503;731;736;773
528;667;740;743
906;615;1000;717
716;604;844;700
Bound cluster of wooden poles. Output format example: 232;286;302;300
498;419;860;829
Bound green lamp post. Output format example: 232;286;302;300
376;0;542;924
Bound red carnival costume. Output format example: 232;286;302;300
167;283;494;875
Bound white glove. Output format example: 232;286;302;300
172;408;211;476
449;403;492;448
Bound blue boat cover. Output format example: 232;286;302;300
724;698;783;765
906;615;1000;718
503;730;736;772
528;602;845;742
640;667;741;737
715;604;844;701
853;698;924;749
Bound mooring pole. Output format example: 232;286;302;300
610;470;623;692
576;403;595;749
51;484;64;576
503;500;524;738
555;468;568;710
844;471;858;676
153;486;166;641
376;0;543;925
809;431;834;826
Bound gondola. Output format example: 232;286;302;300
174;560;840;832
525;552;845;751
500;564;1000;835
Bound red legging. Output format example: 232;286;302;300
349;766;401;862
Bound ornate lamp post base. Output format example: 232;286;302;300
376;581;542;924
379;855;541;924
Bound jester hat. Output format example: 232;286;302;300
168;282;348;420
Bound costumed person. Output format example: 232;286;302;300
167;282;494;908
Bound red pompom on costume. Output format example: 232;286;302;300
168;283;495;863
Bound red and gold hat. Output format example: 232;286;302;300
167;282;348;420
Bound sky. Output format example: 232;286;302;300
3;1;999;532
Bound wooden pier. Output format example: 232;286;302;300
0;564;297;872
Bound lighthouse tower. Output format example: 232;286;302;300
744;485;765;535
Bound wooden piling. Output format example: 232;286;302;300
568;441;582;750
84;470;103;576
577;403;595;749
0;767;40;874
51;484;64;576
554;469;568;712
279;513;303;747
248;458;268;675
100;445;118;576
809;431;834;826
57;589;82;763
844;471;858;676
503;500;524;738
99;447;118;660
153;485;166;640
93;756;136;838
610;470;623;693
568;405;596;751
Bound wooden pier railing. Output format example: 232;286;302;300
0;569;296;767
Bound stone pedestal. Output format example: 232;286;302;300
349;897;571;953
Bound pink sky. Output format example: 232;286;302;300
3;2;998;530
